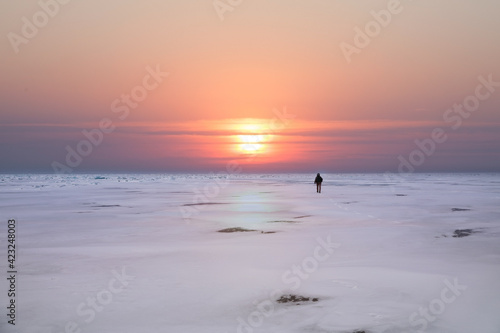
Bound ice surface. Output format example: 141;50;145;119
1;173;499;333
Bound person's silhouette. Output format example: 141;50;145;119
314;173;323;193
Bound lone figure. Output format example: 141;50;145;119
314;173;323;193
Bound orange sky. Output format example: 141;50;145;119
1;0;499;173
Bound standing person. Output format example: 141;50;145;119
314;173;323;193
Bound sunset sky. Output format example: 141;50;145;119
1;0;499;173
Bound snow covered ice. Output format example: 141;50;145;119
1;173;500;333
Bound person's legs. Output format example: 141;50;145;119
316;183;319;193
319;183;321;193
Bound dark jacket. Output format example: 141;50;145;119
314;175;323;183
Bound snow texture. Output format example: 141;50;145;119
1;173;499;333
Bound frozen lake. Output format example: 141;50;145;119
1;173;500;333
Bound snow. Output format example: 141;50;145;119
1;173;500;333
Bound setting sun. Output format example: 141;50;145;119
238;134;264;153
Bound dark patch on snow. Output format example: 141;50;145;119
451;208;471;212
91;205;121;208
453;229;480;238
268;220;297;223
94;176;107;180
217;228;276;234
182;202;228;206
293;215;312;219
276;294;319;304
436;229;483;238
396;194;407;196
218;227;257;233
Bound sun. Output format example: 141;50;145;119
238;134;264;153
231;120;273;155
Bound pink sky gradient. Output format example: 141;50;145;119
1;0;499;173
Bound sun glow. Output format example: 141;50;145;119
230;120;275;155
238;134;264;153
